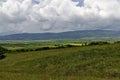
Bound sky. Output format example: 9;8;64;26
0;0;120;33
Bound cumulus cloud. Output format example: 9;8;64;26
0;0;120;33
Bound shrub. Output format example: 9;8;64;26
0;46;8;59
41;47;50;50
15;49;30;52
89;41;109;46
114;41;120;44
66;44;74;47
35;47;50;51
57;45;66;48
35;48;42;51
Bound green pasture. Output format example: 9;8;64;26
0;42;120;80
0;40;85;50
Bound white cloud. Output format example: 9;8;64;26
0;0;120;33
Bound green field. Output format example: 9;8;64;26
0;40;120;80
0;40;84;50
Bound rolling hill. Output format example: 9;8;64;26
0;30;120;40
0;43;120;80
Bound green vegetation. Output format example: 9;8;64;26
0;40;84;50
0;40;120;80
88;41;109;45
0;46;8;59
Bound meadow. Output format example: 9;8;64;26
0;40;120;80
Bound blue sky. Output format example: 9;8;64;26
0;0;120;33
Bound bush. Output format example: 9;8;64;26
0;46;8;59
89;41;109;46
35;47;50;51
15;49;30;52
57;45;66;48
66;44;74;47
114;41;120;44
42;47;50;50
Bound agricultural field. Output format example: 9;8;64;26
0;40;120;80
0;40;86;50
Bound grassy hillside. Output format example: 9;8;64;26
0;43;120;80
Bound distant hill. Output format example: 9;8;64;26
0;31;21;36
0;30;120;40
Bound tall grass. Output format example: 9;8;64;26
0;43;120;80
